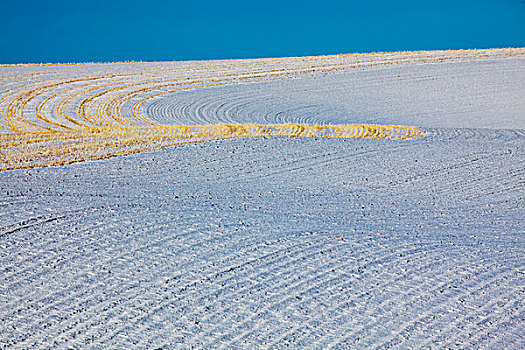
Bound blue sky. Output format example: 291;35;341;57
1;0;524;63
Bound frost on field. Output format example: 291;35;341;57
4;48;520;170
1;48;524;349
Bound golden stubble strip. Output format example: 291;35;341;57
0;123;425;171
15;49;510;170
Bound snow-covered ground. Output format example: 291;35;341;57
146;58;525;129
1;51;524;348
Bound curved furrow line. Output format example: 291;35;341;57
179;237;376;345
130;81;229;125
146;88;271;125
5;67;176;131
79;81;156;127
0;214;204;346
180;89;236;125
117;235;422;348
200;89;276;125
5;48;523;170
222;143;411;184
226;96;317;126
437;165;524;203
397;152;524;205
0;208;129;308
130;51;500;126
77;235;331;347
4;75;122;132
143;56;525;130
101;80;171;127
3;80;66;132
1;123;423;171
220;94;268;125
34;86;80;131
429;127;525;143
127;73;243;123
329;257;522;348
17;226;327;346
1;209;229;312
36;78;138;130
376;263;524;349
417;272;524;349
0;85;46;131
143;69;431;127
388;148;511;187
206;239;446;344
479;298;525;349
0;212;65;239
84;68;218;126
147;84;283;126
207;242;442;347
56;81;125;128
1;49;524;348
234;241;465;346
113;72;251;125
176;96;200;125
177;88;252;125
77;80;146;127
129;65;309;125
145;93;197;125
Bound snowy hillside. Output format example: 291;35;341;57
1;49;524;348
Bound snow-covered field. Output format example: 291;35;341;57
1;49;524;348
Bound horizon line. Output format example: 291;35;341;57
2;47;524;67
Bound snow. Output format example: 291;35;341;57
145;58;525;129
1;50;524;348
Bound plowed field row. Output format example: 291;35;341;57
1;49;524;349
2;48;523;170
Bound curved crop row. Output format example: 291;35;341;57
0;124;425;170
1;48;523;170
